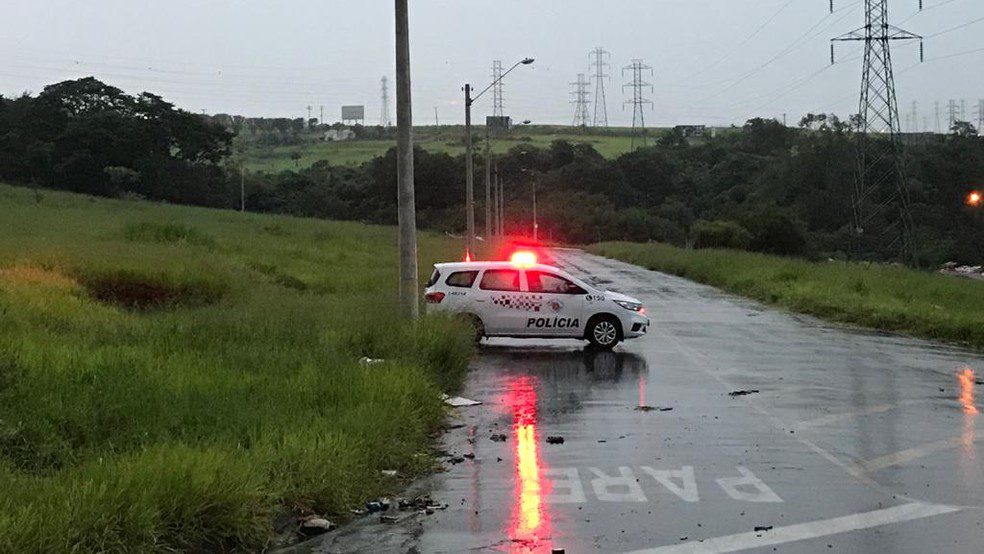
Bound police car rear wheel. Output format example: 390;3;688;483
465;315;485;343
588;317;620;349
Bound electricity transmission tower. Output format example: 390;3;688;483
934;100;941;133
491;60;504;117
977;99;984;133
622;59;653;150
589;47;610;127
831;0;922;263
570;74;591;128
380;76;392;127
947;99;958;128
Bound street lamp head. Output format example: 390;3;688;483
521;57;535;65
969;191;982;207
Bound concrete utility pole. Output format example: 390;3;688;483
464;83;476;256
497;172;504;236
484;126;492;239
240;164;245;212
395;0;418;319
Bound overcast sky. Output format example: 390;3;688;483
2;0;983;129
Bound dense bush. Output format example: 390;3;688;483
693;220;752;250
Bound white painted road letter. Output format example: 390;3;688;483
589;467;647;502
640;466;699;502
716;466;783;503
544;468;586;504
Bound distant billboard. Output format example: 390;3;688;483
486;116;512;133
341;105;365;123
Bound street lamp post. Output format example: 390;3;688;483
521;167;538;242
463;57;533;256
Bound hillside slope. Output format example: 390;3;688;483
0;184;472;551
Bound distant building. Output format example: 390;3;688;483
674;125;706;138
324;129;356;142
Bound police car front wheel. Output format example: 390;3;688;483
587;316;621;349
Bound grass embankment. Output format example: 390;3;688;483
0;184;473;551
240;128;639;172
589;242;984;350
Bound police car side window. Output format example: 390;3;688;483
426;269;441;287
479;269;521;291
527;271;586;295
445;271;479;288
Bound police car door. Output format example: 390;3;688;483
524;270;587;336
476;268;526;335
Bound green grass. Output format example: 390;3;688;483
589;241;984;350
0;184;473;551
240;127;643;172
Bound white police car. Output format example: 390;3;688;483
424;252;649;349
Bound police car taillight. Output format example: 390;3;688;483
425;291;446;304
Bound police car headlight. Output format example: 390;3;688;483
615;300;643;312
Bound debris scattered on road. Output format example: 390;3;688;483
381;469;398;477
636;405;673;412
546;436;565;444
379;515;398;523
358;356;385;366
728;389;760;397
490;433;507;442
463;452;475;459
365;498;390;513
442;394;482;407
397;496;447;514
754;525;773;532
298;517;334;536
349;508;366;516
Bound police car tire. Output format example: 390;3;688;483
465;314;485;343
587;315;621;349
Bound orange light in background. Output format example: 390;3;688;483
968;191;982;207
510;250;538;267
464;250;472;263
504;376;550;546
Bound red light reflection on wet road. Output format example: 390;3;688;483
503;376;551;548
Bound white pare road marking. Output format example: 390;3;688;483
625;502;960;554
541;466;781;504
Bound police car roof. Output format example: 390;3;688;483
433;260;561;273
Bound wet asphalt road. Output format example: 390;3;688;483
298;248;984;553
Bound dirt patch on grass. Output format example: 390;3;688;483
80;272;225;311
0;266;77;290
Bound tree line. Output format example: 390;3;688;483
2;78;982;265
